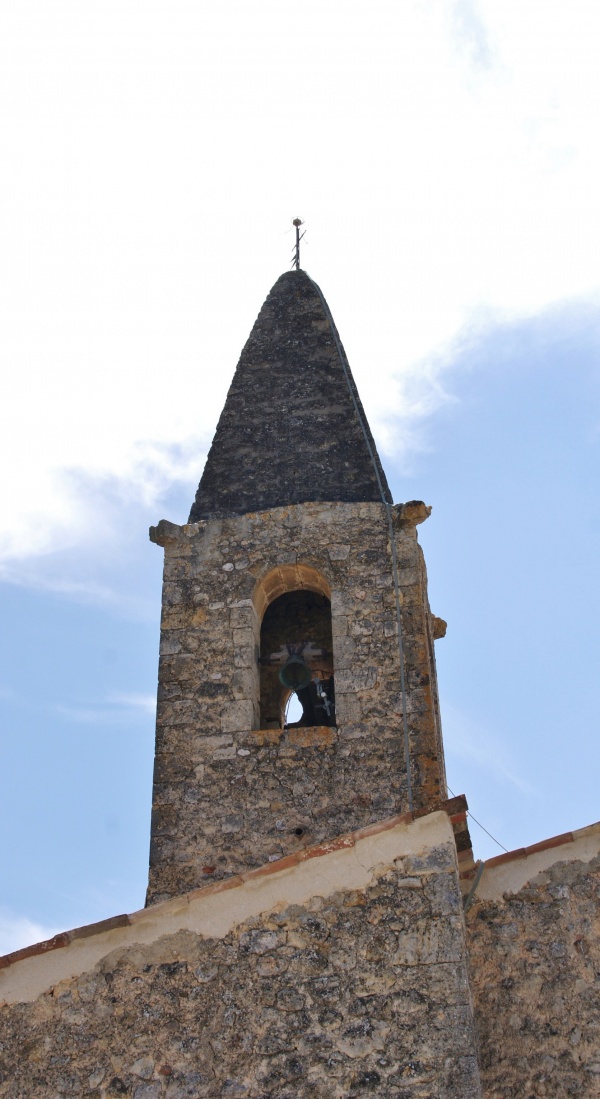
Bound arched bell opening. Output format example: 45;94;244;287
283;690;304;725
259;589;336;729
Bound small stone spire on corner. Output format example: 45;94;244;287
291;217;305;270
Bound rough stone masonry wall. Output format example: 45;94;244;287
0;828;481;1099
148;499;446;903
467;852;600;1097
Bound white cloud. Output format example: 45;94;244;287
1;0;599;566
108;692;157;716
56;698;153;725
0;568;120;606
0;909;59;956
57;692;156;724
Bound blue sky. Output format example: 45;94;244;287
1;0;600;951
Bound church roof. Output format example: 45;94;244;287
188;269;392;522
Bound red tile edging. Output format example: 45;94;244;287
485;830;575;870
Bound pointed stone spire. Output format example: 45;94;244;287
189;270;391;522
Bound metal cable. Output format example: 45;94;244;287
306;273;414;811
447;784;508;852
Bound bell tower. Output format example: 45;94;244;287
147;269;447;905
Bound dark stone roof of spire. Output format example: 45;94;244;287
188;270;392;522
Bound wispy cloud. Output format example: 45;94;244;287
0;541;159;620
443;703;536;796
0;567;120;606
108;692;156;716
0;909;60;956
57;692;156;725
0;440;205;566
449;0;494;71
56;705;113;725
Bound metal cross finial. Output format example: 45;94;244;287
291;218;305;270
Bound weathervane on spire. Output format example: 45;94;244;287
291;218;305;270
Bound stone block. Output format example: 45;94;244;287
336;667;377;692
220;700;254;733
232;627;255;668
328;544;351;561
212;746;237;760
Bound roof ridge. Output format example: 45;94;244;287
0;798;470;972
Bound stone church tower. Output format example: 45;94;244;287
4;268;599;1099
147;269;448;904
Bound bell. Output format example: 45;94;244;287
279;655;312;691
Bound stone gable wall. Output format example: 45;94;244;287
467;852;600;1097
148;500;446;903
0;824;481;1099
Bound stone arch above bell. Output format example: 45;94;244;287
252;563;331;622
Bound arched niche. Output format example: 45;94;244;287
252;564;331;621
253;566;335;730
